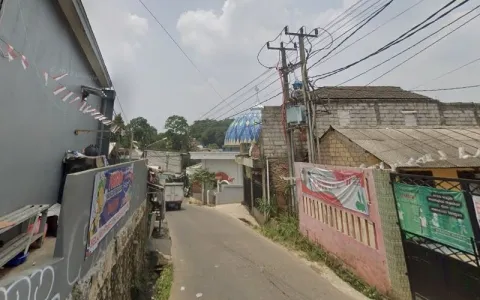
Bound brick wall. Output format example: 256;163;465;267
318;130;381;167
261;99;480;161
372;170;412;300
261;106;307;160
315;100;480;137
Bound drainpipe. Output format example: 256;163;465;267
266;157;270;218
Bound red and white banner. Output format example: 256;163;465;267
301;167;370;215
2;43;117;131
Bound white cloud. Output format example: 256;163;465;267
83;1;149;64
126;13;149;36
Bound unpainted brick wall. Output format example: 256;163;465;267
314;99;480;137
318;130;381;167
372;170;412;300
262;99;480;163
261;106;306;160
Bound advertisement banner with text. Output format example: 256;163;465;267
87;164;134;254
394;183;475;254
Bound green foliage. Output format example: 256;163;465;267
189;119;233;148
260;216;386;300
127;117;158;150
164;115;191;151
191;168;216;188
110;114;129;148
109;115;231;154
255;198;277;219
153;263;173;300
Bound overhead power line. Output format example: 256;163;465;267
366;6;480;85
310;0;426;70
221;91;284;120
137;0;234;112
411;84;480;92
336;3;479;86
311;0;471;82
197;69;271;120
411;56;480;90
207;0;386;120
199;0;374;120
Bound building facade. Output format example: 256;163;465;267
0;0;114;215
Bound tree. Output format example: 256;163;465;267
189;118;233;148
164;115;191;151
110;114;128;147
191;168;216;189
127;117;158;150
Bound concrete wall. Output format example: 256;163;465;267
0;0;112;215
372;170;412;300
0;160;148;300
315;100;480;135
216;185;243;205
202;159;243;186
261;99;480;161
261;106;306;160
318;130;381;167
295;163;391;294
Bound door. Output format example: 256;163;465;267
173;185;184;202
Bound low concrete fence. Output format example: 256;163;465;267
216;185;243;205
295;163;410;299
0;160;148;300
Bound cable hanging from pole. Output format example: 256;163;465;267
310;0;471;82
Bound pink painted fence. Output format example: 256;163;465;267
295;163;391;293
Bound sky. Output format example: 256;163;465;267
82;0;480;131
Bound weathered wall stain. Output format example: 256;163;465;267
0;160;148;300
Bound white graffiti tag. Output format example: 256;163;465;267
0;265;56;300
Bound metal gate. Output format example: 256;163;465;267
252;170;263;209
391;173;480;300
243;166;252;210
242;167;263;211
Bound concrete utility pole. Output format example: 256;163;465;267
266;40;297;214
285;26;318;163
129;130;134;161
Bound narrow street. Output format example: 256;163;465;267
167;203;360;300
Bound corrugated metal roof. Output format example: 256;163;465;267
331;126;480;168
313;86;433;100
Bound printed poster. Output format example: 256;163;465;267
394;183;475;254
472;195;480;229
87;164;134;253
300;168;369;215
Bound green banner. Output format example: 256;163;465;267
394;183;475;254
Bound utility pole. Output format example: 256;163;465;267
266;40;297;215
129;130;134;161
285;26;318;163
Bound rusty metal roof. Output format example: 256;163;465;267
313;86;433;100
330;126;480;168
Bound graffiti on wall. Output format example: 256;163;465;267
0;210;111;300
0;161;145;300
301;167;370;215
0;266;59;300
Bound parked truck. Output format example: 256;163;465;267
164;182;184;210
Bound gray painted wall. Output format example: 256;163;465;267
0;160;148;299
0;0;112;215
216;185;243;205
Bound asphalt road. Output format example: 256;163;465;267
167;203;358;300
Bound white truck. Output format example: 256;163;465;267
164;182;184;210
